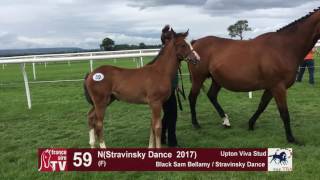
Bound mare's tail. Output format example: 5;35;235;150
83;73;93;105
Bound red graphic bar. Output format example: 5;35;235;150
38;148;268;171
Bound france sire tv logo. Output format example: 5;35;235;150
268;148;292;171
38;149;67;172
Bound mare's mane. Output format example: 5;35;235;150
277;7;320;32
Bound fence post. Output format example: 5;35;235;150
90;53;93;72
248;91;253;99
32;56;36;80
139;50;144;67
134;57;139;68
20;63;32;109
2;64;4;69
44;62;47;69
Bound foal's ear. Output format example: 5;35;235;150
183;29;189;37
172;29;177;37
162;25;171;33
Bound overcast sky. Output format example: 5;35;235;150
0;0;318;49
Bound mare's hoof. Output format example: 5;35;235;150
248;126;254;131
288;138;305;146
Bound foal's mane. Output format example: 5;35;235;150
276;7;320;32
146;32;187;66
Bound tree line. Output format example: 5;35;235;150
100;38;161;51
100;20;252;51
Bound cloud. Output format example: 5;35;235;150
0;0;319;50
128;0;318;12
203;0;317;11
128;0;206;9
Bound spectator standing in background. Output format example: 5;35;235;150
297;47;316;85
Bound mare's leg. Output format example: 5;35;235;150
271;85;296;143
93;95;109;148
188;77;206;129
207;80;230;127
248;90;273;130
149;102;162;148
88;107;97;148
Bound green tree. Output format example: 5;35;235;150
227;20;252;40
100;37;115;51
139;42;146;49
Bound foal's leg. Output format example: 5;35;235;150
188;77;206;129
149;102;162;148
271;85;296;143
248;90;273;130
148;126;155;148
207;80;230;127
88;107;97;148
93;96;109;148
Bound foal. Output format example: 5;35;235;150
84;30;200;148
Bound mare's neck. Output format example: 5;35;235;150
277;12;319;63
152;41;179;80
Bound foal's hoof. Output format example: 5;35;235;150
192;123;201;129
223;124;231;129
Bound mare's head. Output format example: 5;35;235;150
170;29;200;64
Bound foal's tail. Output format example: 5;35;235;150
83;73;93;105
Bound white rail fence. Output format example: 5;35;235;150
0;49;160;109
3;44;319;109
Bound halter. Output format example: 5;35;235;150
186;49;200;65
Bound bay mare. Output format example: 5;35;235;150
84;30;200;148
188;8;320;143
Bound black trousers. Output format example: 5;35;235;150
161;91;178;147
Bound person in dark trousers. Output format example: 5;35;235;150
297;47;316;85
153;25;179;147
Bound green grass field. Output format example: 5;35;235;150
1;57;320;179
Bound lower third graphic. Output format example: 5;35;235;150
268;148;292;171
38;148;67;172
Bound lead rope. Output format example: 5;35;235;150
176;65;186;111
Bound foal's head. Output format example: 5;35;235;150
171;30;200;64
161;25;174;45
